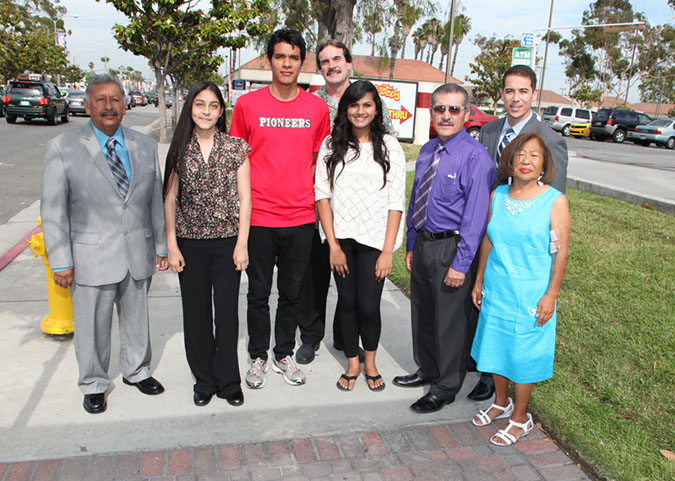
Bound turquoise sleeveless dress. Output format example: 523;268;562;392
471;184;562;384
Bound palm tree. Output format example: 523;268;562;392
412;26;428;61
424;18;441;66
450;14;471;77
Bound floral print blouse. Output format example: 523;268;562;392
175;131;250;239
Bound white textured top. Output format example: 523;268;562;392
315;134;406;251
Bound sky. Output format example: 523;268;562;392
57;0;673;102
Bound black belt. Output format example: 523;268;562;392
421;230;460;241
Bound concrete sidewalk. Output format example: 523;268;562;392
10;122;660;480
0;198;590;481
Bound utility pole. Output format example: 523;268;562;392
444;0;457;84
536;0;555;114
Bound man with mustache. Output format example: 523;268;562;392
393;83;495;413
466;65;568;402
41;74;168;414
296;40;395;365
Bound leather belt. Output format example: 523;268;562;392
421;230;460;241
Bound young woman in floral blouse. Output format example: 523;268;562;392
163;81;251;407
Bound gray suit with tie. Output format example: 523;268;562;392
41;123;167;394
479;115;568;193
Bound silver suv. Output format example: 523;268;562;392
542;106;593;137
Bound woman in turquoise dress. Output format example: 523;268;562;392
470;132;571;446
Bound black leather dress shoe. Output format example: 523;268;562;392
193;391;213;406
467;378;495;401
410;393;454;413
83;393;107;414
217;389;244;406
123;376;165;395
296;343;319;364
392;373;431;388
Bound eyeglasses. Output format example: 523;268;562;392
431;105;466;116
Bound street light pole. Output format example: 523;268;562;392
533;21;644;109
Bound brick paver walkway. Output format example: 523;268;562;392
0;419;590;481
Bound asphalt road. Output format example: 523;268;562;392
0;105;159;224
567;135;675;171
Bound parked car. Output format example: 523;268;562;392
429;103;498;140
3;78;69;125
150;92;159;106
0;86;5;117
569;122;591;138
129;90;147;106
542;106;593;137
65;90;87;115
164;94;173;108
589;108;653;143
627;119;675;149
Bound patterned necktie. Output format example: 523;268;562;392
105;138;129;197
497;127;515;159
411;142;445;231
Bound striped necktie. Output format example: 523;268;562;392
105;138;129;197
411;142;445;231
497;127;515;159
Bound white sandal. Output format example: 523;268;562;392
490;413;534;446
472;397;514;426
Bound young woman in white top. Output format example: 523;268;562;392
315;80;406;391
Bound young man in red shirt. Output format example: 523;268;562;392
229;29;330;388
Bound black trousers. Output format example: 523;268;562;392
410;234;477;400
246;223;314;361
177;237;241;396
333;239;384;359
297;229;345;347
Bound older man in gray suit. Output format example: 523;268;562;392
41;74;168;414
467;65;568;402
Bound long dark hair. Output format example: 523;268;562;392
326;80;390;190
163;80;227;198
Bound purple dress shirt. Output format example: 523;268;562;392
406;129;496;273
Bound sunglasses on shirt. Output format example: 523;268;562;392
431;105;467;116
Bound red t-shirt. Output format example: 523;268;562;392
229;86;330;227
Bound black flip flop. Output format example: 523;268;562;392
365;374;385;391
336;373;359;391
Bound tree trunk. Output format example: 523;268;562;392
155;64;167;144
451;44;460;76
332;0;356;51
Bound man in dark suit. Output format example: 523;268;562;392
41;74;168;414
467;65;568;401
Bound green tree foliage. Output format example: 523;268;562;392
466;34;520;109
0;0;73;83
558;0;670;107
101;0;273;143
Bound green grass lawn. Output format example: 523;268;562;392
390;157;675;481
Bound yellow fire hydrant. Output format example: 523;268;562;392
27;217;74;335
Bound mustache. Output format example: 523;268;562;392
327;67;341;75
437;120;455;126
100;110;118;117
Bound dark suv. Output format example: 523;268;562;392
3;79;69;125
589;108;652;143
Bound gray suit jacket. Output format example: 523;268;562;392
479;115;568;194
41;123;167;286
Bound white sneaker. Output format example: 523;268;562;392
245;357;268;389
271;355;306;386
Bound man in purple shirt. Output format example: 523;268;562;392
393;83;495;413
